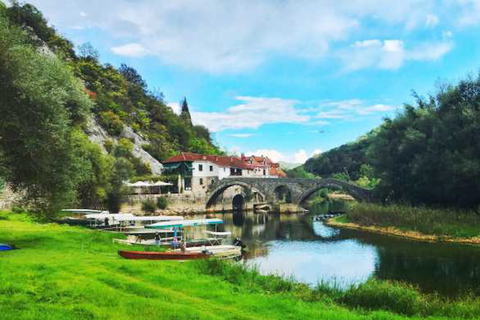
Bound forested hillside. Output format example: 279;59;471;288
304;131;376;183
0;2;222;215
305;79;480;208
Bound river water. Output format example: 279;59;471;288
199;202;480;296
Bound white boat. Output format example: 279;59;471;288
178;245;242;259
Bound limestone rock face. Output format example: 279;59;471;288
84;117;163;175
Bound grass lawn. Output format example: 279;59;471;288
0;211;476;320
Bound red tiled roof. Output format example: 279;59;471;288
163;152;278;170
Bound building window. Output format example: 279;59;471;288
263;169;266;175
199;164;203;171
210;165;213;171
199;178;203;185
185;178;192;190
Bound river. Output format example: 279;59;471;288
197;201;480;296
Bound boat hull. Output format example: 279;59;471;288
118;250;210;260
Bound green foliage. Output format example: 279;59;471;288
348;203;480;238
142;199;157;214
0;2;224;216
0;13;91;215
304;133;375;180
156;196;168;210
98;111;124;136
370;79;480;207
284;166;316;179
180;97;192;126
0;176;4;195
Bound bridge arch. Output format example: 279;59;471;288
298;179;371;205
206;180;267;210
274;185;292;203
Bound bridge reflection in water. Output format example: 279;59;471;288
196;203;480;296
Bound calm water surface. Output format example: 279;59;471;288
196;202;480;296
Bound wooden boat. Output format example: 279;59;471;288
118;249;210;260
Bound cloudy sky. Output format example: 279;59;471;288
28;0;480;163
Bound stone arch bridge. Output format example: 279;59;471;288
206;177;372;211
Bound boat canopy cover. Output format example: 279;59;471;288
146;218;223;229
114;215;184;222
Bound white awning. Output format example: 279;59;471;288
152;181;173;186
125;181;151;187
204;231;232;236
125;181;173;187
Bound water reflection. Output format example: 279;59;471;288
195;202;480;295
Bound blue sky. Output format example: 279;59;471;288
28;0;480;163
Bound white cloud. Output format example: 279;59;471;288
457;0;480;26
193;96;309;132
167;102;181;115
407;41;453;61
111;43;150;58
342;39;453;71
425;14;439;28
247;148;323;164
316;100;396;119
27;0;445;74
229;133;254;138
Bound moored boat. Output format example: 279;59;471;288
118;249;210;260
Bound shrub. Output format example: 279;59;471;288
12;205;25;213
142;199;156;214
341;279;424;316
98;111;124;136
156;197;168;210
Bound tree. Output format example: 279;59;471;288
119;63;146;88
78;42;99;61
180;97;192;126
0;14;92;215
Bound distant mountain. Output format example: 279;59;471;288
279;161;302;170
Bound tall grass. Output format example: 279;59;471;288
347;203;480;237
198;259;480;318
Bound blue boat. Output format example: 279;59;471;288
0;244;15;251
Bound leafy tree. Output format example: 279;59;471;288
284;166;315;179
119;63;146;88
180;97;192;126
0;14;91;214
157;196;168;210
78;42;99;61
370;76;480;207
304;133;375;180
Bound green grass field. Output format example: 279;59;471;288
0;211;478;320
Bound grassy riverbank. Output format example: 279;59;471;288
1;211;480;319
328;203;480;243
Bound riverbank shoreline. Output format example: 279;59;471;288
326;216;480;246
3;211;480;319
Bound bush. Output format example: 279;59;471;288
98;111;124;136
341;279;424;316
156;197;168;210
12;205;24;213
142;199;156;214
